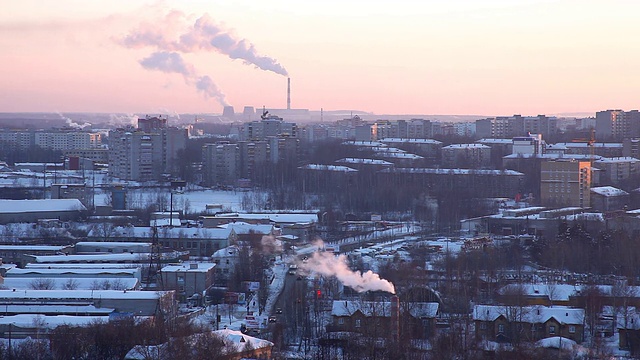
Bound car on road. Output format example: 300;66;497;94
268;316;277;323
275;308;282;314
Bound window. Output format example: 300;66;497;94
569;326;576;334
498;324;505;333
177;276;184;283
480;323;487;330
549;325;556;334
338;318;344;325
355;319;361;328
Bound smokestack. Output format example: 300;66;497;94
287;77;291;110
390;295;399;342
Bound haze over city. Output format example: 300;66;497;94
3;0;640;115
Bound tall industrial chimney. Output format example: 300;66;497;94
390;295;399;342
287;77;291;110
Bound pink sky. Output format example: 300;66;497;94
1;0;639;116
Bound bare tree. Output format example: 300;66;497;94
29;278;56;290
61;278;79;290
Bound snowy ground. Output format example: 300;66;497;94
94;188;264;214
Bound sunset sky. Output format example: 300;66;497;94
2;0;639;116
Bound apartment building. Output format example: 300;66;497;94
540;159;591;208
476;115;558;138
442;143;491;168
108;117;187;181
0;129;102;150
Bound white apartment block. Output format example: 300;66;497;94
0;130;102;150
593;157;640;185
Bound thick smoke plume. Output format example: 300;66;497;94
123;10;288;76
139;51;228;106
298;242;395;294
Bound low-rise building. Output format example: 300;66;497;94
473;305;585;343
0;199;87;224
591;186;630;212
159;262;216;304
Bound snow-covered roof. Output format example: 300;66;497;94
564;213;605;222
75;241;152;249
30;253;156;263
0;199;87;213
555;142;622;148
298;164;357;172
211;245;239;259
503;154;600;160
380;138;442;145
6;267;139;277
590;186;629;197
0;314;109;329
443;143;490;149
498;283;640;300
213;213;318;224
0;289;169;300
546;144;568;150
159;263;216;273
332;300;391;317
151;218;181;227
374;151;423;160
218;222;274;235
335;158;393;165
0;304;115;315
343;141;386;147
595;157;639;163
0;245;69;251
25;263;143;269
379;168;524;176
331;300;438;318
408;303;439;318
473;305;584;325
477;139;513;144
1;277;139;291
89;226;235;240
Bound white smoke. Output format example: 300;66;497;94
297;241;395;294
56;112;91;129
122;10;288;76
108;113;138;127
139;51;228;106
261;235;282;254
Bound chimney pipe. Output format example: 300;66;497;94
390;295;399;342
287;77;291;110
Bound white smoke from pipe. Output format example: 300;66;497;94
139;51;228;106
108;113;138;127
122;9;288;76
56;112;91;129
297;241;395;294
